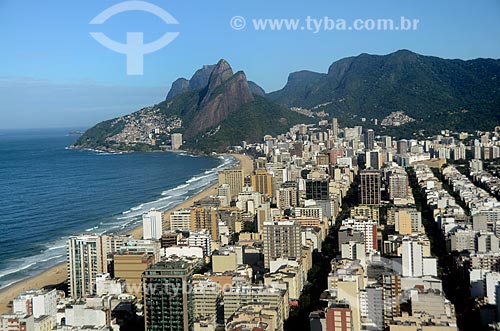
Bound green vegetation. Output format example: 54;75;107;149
430;168;471;216
157;89;201;125
74;92;311;153
76;50;500;152
183;96;313;153
269;50;500;133
484;159;500;176
406;167;478;330
242;220;256;233
284;176;359;331
75;118;125;148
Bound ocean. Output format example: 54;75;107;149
0;128;234;290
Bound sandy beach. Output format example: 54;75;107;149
0;153;252;314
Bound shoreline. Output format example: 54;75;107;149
0;153;253;314
68;144;217;157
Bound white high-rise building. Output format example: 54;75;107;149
143;209;163;240
171;133;183;150
341;219;378;253
95;273;125;296
13;289;57;322
341;241;366;266
401;239;437;278
177;230;213;257
402;240;423;277
67;235;107;298
67;234;131;299
486;272;500;305
102;234;132;254
360;287;384;330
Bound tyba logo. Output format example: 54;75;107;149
90;1;180;75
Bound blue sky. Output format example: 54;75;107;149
1;0;499;129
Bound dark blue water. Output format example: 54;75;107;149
0;128;233;289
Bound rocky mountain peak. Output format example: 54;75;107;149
200;59;234;105
188;64;216;90
166;78;190;100
165;64;217;100
186;62;254;138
